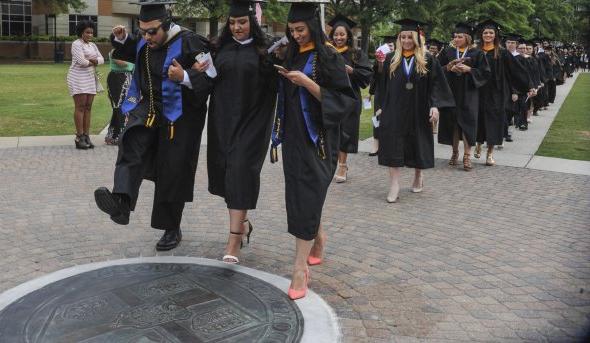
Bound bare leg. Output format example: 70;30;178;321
73;94;86;135
412;168;423;189
83;94;95;135
223;209;247;262
486;145;496;166
372;138;379;154
290;238;314;291
309;224;326;260
387;167;401;202
463;133;472;156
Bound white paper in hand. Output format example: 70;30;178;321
196;52;217;78
376;44;392;56
372;115;380;128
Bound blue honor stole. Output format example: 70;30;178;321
271;52;325;163
121;37;184;138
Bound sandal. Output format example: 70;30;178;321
486;152;496;166
222;219;254;264
334;163;348;183
449;151;459;166
463;153;473;171
474;144;482;159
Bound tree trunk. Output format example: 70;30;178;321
209;16;219;37
361;23;371;54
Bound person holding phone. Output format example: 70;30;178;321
437;23;490;171
328;14;373;183
205;0;278;264
375;19;454;202
271;0;356;300
66;20;104;150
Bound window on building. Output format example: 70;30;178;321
69;15;98;37
0;0;32;36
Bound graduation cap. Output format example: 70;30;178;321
379;34;397;43
503;32;522;42
477;19;501;32
394;18;427;33
129;0;176;22
427;38;444;49
229;0;265;17
328;14;357;29
279;0;329;23
453;22;474;36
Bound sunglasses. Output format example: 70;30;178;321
138;23;163;36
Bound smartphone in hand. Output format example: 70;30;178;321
274;64;288;73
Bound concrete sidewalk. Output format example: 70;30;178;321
359;71;590;176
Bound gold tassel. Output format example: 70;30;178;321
318;131;327;160
169;122;175;140
145;113;155;128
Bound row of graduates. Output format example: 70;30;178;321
93;0;578;300
95;0;363;301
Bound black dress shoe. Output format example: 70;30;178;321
94;187;130;225
368;151;378;157
506;135;513;142
156;229;182;251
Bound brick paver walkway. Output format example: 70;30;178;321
1;146;589;342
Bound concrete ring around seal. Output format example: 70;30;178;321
0;256;340;343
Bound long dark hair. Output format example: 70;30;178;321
285;17;334;83
217;14;268;56
477;28;500;59
328;23;353;48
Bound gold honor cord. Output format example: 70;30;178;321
144;47;157;128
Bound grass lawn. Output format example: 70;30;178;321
0;63;112;137
359;88;374;140
536;73;590;161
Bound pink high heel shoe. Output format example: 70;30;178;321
307;255;322;266
288;269;310;300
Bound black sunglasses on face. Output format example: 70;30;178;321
138;23;163;36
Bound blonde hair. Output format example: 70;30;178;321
389;31;428;77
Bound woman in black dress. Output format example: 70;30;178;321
474;21;531;166
437;23;490;171
207;0;278;264
328;14;373;183
376;19;454;202
271;1;356;300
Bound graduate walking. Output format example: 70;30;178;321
474;22;531;165
272;0;357;300
94;0;213;251
437;23;490;171
207;0;278;264
375;19;454;203
328;14;373;183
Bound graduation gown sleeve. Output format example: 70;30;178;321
318;50;358;129
504;50;532;94
428;55;455;109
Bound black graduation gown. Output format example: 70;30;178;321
281;47;357;241
114;30;212;209
477;48;531;145
338;48;373;153
534;52;550;110
377;53;454;169
437;47;490;146
207;40;278;210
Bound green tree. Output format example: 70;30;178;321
33;0;86;13
530;0;575;41
330;0;398;53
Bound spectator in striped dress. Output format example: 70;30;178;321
66;20;104;149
